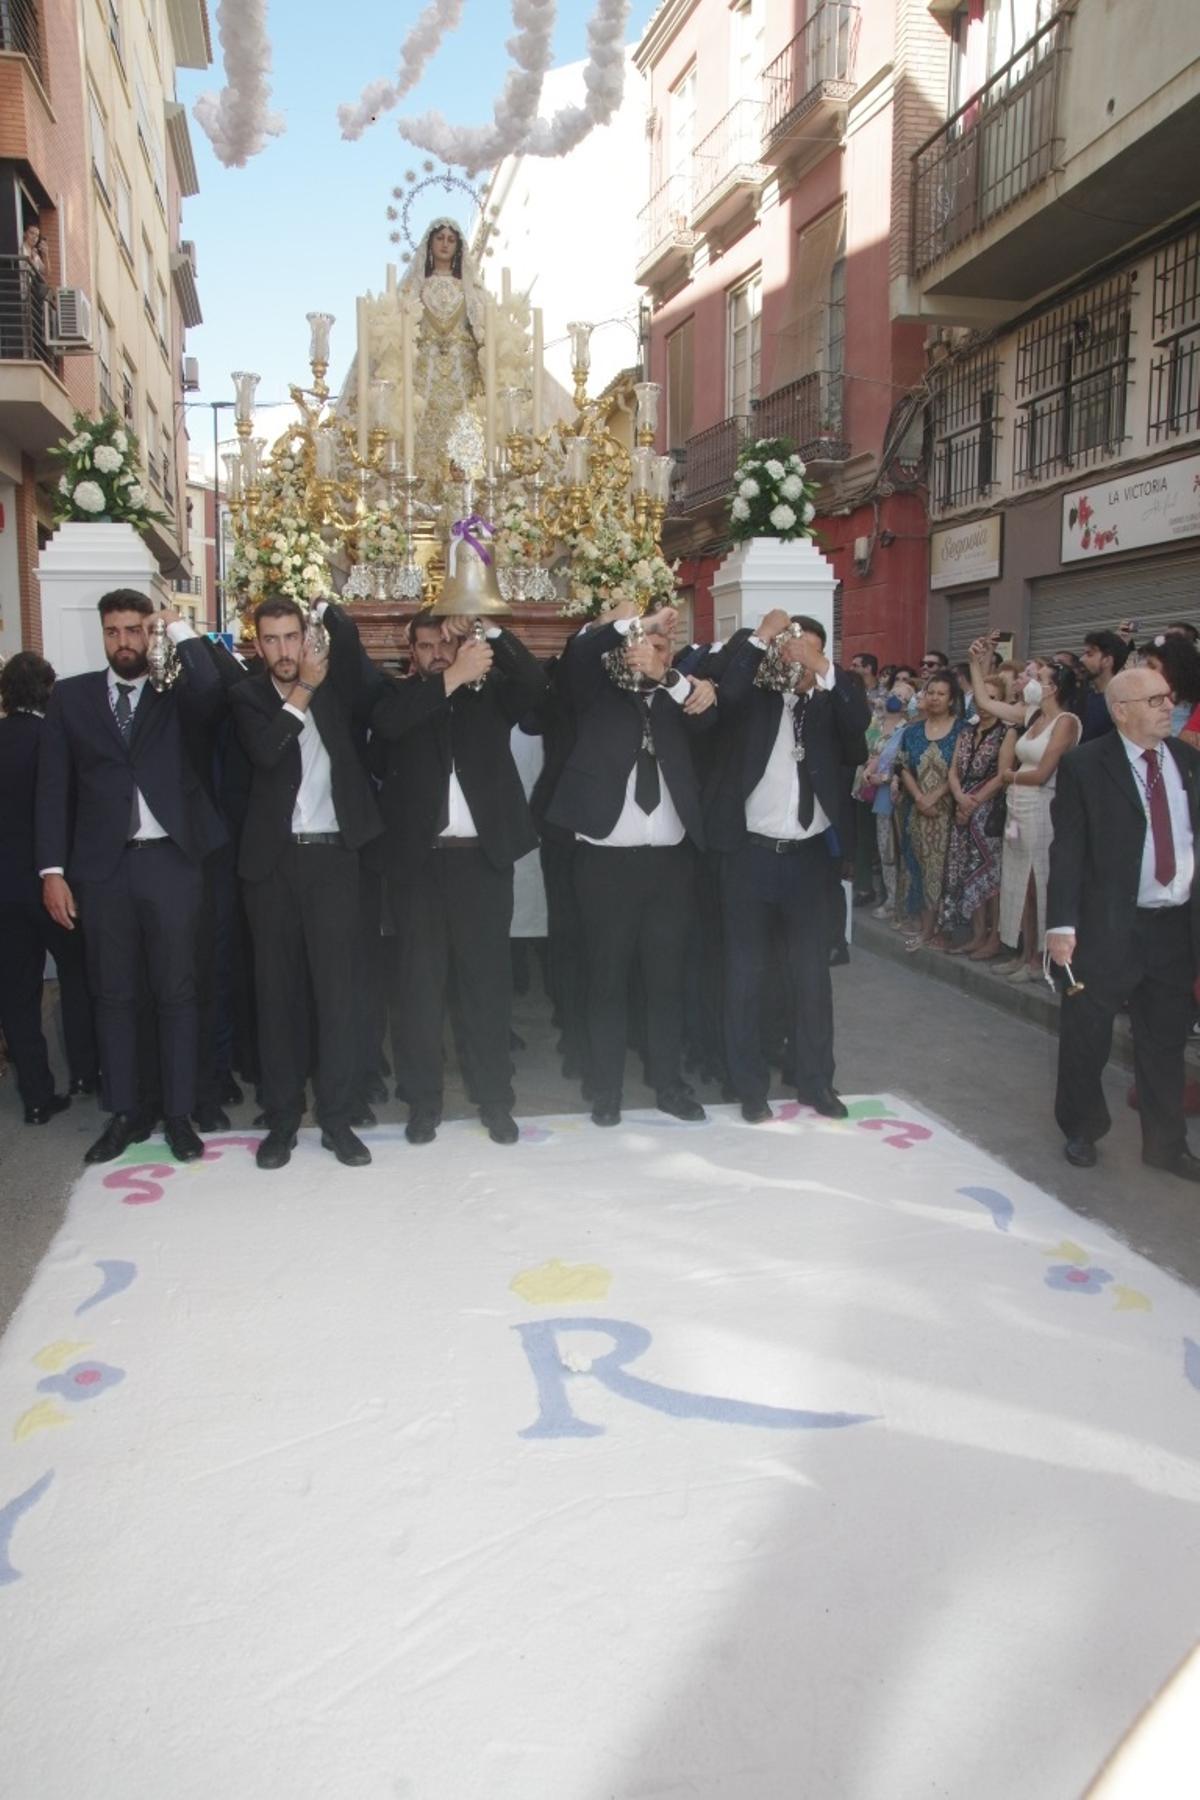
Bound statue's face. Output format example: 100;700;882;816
430;226;459;269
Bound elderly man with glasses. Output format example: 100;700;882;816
1047;666;1200;1180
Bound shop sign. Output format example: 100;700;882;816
930;515;1002;589
1062;453;1200;562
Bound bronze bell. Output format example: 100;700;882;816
434;544;511;618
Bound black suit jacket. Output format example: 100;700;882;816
369;627;546;875
1047;732;1200;970
35;637;227;883
231;603;383;882
544;621;716;847
0;712;45;904
704;639;870;853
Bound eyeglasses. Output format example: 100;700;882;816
1125;693;1173;710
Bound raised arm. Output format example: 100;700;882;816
490;627;548;725
967;638;1027;727
230;683;306;771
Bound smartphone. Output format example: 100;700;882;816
993;631;1015;662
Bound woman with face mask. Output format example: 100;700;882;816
940;677;1017;959
895;673;963;950
994;662;1082;981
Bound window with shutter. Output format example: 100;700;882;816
728;273;762;420
771;205;844;393
667;319;694;451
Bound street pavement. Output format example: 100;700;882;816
3;944;1197;1338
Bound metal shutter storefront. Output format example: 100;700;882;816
1029;550;1200;658
944;589;991;660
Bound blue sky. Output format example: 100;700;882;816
175;0;659;462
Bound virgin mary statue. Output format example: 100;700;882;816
400;217;486;481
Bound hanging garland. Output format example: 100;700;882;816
337;0;466;142
192;0;285;169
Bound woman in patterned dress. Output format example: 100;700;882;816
939;677;1016;959
895;672;962;951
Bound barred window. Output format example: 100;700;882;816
1148;225;1200;442
1014;273;1133;484
929;341;1001;512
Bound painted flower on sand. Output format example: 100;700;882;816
36;1359;126;1401
1044;1265;1113;1295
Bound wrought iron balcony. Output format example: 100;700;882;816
636;171;699;288
752;373;849;466
670;415;747;515
761;2;859;165
0;253;52;366
0;0;44;85
691;101;766;239
911;8;1072;277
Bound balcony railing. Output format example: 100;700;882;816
172;575;202;596
691;100;765;218
911;7;1073;276
0;253;52;365
761;2;859;147
752;372;848;464
0;0;44;85
637;171;700;269
672;415;747;514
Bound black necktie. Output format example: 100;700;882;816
634;692;660;815
114;682;140;835
792;694;815;830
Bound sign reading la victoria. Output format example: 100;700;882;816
1061;452;1200;562
930;515;1002;589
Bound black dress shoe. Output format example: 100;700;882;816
84;1111;152;1164
797;1085;849;1120
591;1098;621;1127
406;1105;440;1146
1143;1148;1200;1183
256;1128;297;1170
68;1076;96;1097
25;1094;70;1125
481;1104;519;1145
741;1099;772;1124
220;1073;244;1106
321;1124;371;1167
350;1104;377;1129
192;1104;231;1133
657;1088;706;1122
1064;1137;1098;1169
164;1116;204;1162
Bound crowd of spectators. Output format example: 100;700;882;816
849;619;1200;978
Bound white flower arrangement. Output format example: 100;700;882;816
495;491;549;566
356;509;408;564
563;512;677;620
727;436;820;545
50;411;166;533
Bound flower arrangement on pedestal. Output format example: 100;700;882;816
563;514;678;620
494;492;549;567
50;412;166;532
727;437;818;542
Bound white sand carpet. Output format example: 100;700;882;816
3;1097;1200;1800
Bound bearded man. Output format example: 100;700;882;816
36;588;225;1163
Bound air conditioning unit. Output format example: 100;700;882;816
46;287;93;349
182;355;200;391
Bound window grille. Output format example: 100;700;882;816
929;341;1001;511
1148;224;1200;442
1013;272;1133;484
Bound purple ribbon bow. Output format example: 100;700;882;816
450;513;495;568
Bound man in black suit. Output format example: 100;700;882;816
231;598;383;1171
546;603;717;1127
707;610;869;1123
370;612;545;1145
0;652;97;1122
36;589;225;1163
1047;663;1200;1180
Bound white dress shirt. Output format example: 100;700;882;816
577;675;692;849
744;664;836;842
278;684;339;833
435;628;502;840
1123;735;1194;908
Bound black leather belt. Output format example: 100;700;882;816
1137;902;1187;919
432;836;479;849
746;832;818;855
125;838;170;849
291;831;344;847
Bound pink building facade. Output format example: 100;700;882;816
635;0;945;663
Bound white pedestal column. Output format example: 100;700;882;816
36;522;166;676
709;535;838;645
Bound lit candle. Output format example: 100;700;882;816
484;294;497;472
400;305;415;475
531;308;543;435
355;296;370;462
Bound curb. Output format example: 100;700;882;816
852;912;1139;1072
